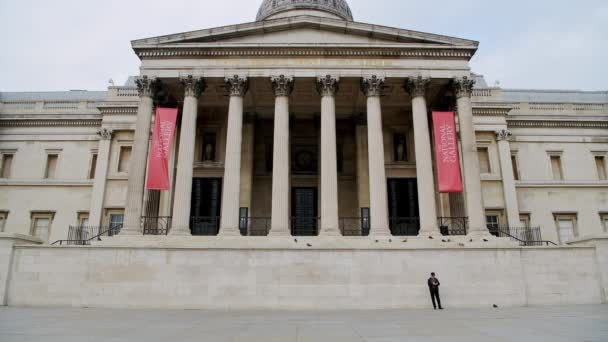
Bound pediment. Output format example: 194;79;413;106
132;15;478;50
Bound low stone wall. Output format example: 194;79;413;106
4;242;605;309
0;233;43;305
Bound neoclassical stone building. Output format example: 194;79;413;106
1;0;607;246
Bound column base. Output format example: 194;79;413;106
168;227;192;237
117;227;142;236
218;229;241;237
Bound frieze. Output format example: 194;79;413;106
0;119;102;127
507;120;608;129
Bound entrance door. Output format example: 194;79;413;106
291;187;318;236
190;178;222;236
387;178;420;236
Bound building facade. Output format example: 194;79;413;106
1;0;607;246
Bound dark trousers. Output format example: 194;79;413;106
430;289;442;309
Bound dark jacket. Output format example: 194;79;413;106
428;277;440;290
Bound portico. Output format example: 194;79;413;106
120;73;489;239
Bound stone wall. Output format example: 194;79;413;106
5;243;604;309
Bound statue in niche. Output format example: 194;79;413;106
204;143;214;162
394;134;407;162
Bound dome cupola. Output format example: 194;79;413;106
256;0;353;21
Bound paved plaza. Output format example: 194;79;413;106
0;305;607;342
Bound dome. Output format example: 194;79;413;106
256;0;354;21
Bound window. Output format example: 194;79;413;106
478;147;491;174
596;156;607;181
601;213;608;233
485;210;504;236
511;154;520;181
78;212;89;227
519;213;531;227
1;154;14;178
118;146;132;173
239;207;248;235
550;155;563;180
393;133;408;162
45;154;58;179
361;208;370;235
107;211;124;230
89;153;98;179
0;211;7;232
554;214;577;244
30;212;55;242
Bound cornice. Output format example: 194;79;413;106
472;107;512;116
0;179;94;187
515;181;608;189
507;119;608;129
0;119;102;128
135;47;475;60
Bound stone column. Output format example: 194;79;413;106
361;76;391;236
170;76;206;236
496;129;521;227
453;76;490;237
121;76;159;236
219;75;248;236
239;114;256;223
317;75;341;236
88;128;112;227
355;115;370;215
404;77;440;237
269;75;294;236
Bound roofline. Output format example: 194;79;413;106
131;15;479;49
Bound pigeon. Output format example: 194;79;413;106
458;243;465;247
389;239;392;243
470;239;473;242
441;239;447;243
375;240;379;243
402;239;408;243
447;239;451;242
428;236;434;240
306;243;312;247
493;304;499;308
483;239;489;242
294;239;298;243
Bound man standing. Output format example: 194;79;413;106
428;272;443;310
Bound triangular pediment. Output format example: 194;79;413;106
132;15;478;49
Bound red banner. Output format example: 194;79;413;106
432;112;463;193
146;108;178;190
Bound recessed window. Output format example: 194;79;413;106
89;153;98;179
1;154;14;179
107;210;124;231
30;212;55;243
478;147;491;174
44;154;58;179
519;213;531;227
554;214;577;244
0;211;7;232
118;146;132;173
78;212;89;227
511;154;520;180
550;155;563;181
601;213;608;233
595;156;607;181
485;210;504;236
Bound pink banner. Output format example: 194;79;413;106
432;111;463;193
146;108;178;191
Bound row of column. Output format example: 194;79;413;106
119;74;491;238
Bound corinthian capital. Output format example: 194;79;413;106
404;76;430;98
97;128;113;140
225;75;249;97
316;75;339;97
452;76;476;99
180;75;207;98
361;75;385;97
135;76;161;98
271;75;294;97
496;129;513;141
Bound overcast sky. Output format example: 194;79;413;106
0;0;606;92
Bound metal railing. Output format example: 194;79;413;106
291;216;319;236
488;226;557;246
389;217;420;236
51;225;122;246
142;216;172;235
438;217;468;236
190;216;220;236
